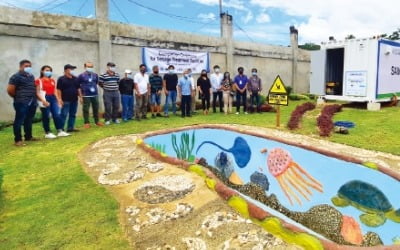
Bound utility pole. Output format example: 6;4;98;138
219;0;223;37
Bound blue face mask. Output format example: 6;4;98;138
70;70;78;77
44;71;52;77
169;70;174;74
252;72;257;76
24;67;32;74
86;67;94;73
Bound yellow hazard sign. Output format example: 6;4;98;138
268;75;288;106
269;75;288;94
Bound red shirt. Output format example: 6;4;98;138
35;78;56;95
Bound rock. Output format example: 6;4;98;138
249;171;269;191
214;152;234;179
182;237;207;250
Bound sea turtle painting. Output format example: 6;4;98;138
331;180;400;227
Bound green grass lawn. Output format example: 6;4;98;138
0;101;399;249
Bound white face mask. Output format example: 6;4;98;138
70;70;78;77
215;68;220;73
109;67;116;72
86;67;94;73
127;74;133;79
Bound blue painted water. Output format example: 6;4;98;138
144;128;400;245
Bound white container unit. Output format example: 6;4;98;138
310;38;400;107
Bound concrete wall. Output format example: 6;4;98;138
0;5;310;121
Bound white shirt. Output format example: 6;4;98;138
210;73;223;92
134;72;149;95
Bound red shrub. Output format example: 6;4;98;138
317;104;342;136
287;102;316;130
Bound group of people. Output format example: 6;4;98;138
7;59;263;146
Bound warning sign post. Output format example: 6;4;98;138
267;75;289;127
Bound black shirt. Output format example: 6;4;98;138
197;77;211;96
163;73;178;91
57;75;80;102
119;78;134;95
9;71;36;104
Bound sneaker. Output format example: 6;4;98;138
84;123;91;129
151;114;156;118
114;119;120;124
57;131;70;137
14;141;27;146
156;113;162;117
105;121;111;126
96;122;104;127
235;112;239;115
164;114;169;118
45;133;57;139
142;115;148;119
245;112;248;115
135;117;141;121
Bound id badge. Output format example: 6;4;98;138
239;80;242;85
89;78;92;83
90;87;95;93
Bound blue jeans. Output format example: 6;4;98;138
121;94;134;120
151;93;161;105
13;101;37;142
61;101;78;130
250;92;260;111
164;90;177;115
41;95;63;133
236;90;247;112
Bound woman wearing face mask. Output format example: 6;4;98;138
196;69;211;115
222;72;233;115
35;65;70;139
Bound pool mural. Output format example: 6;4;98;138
142;127;400;248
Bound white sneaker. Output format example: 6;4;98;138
245;112;248;115
114;119;120;124
105;121;111;126
45;133;57;139
235;112;239;115
57;131;70;137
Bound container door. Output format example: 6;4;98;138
310;50;326;95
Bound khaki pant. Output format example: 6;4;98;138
223;90;233;114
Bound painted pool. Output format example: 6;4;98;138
144;128;400;246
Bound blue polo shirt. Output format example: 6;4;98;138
78;72;99;97
234;74;248;90
9;71;36;104
178;77;192;96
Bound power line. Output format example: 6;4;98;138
233;21;255;43
41;0;71;12
126;0;215;24
75;0;89;16
0;0;18;8
35;0;61;11
111;0;130;23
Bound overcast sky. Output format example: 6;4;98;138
0;0;398;46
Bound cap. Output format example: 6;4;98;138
107;62;116;67
64;64;77;70
124;69;132;74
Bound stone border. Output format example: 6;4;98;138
136;124;400;250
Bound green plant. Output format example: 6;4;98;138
150;142;166;154
171;131;196;162
289;93;310;101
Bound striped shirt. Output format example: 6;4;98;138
99;72;120;91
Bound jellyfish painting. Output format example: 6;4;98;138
196;137;251;168
266;148;323;205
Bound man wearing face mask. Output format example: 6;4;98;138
210;65;224;113
99;62;121;125
57;64;81;132
163;65;178;117
177;69;193;118
149;65;163;118
78;62;103;128
7;59;39;146
234;66;249;115
134;64;150;121
119;69;134;121
247;68;263;113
